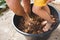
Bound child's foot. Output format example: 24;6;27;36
43;22;52;32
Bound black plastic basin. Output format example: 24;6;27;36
13;4;60;40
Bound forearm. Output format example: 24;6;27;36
22;0;31;14
5;0;26;16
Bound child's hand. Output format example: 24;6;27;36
46;0;55;4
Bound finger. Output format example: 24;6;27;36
41;21;47;26
50;15;54;18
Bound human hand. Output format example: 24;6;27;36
46;0;55;4
24;18;34;27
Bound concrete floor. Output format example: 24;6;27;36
0;4;60;40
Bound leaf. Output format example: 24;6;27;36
0;3;6;8
0;0;6;8
0;0;6;6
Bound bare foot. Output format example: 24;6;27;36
43;22;52;32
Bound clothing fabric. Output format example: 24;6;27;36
34;0;47;7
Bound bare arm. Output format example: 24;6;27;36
22;0;31;14
5;0;27;17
